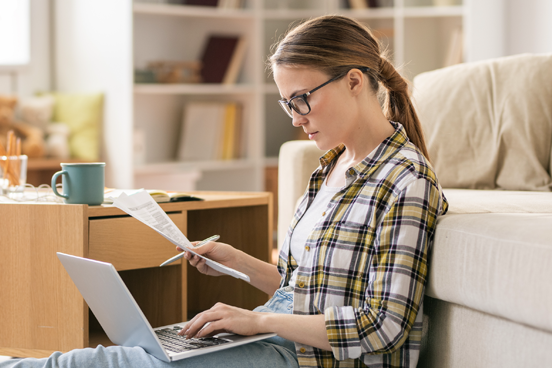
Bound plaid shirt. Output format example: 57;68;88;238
277;122;448;368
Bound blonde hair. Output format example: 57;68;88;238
269;15;430;160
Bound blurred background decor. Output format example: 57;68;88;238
147;60;202;83
0;95;45;158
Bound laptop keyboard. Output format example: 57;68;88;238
155;326;231;353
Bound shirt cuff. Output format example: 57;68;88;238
324;305;362;361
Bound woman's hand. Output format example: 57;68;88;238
176;241;237;277
178;303;263;338
178;239;282;296
178;302;332;351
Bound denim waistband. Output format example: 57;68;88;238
275;286;294;301
254;286;294;315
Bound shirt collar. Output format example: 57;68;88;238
318;121;409;181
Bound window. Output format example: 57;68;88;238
0;0;30;71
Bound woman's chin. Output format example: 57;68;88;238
314;141;332;151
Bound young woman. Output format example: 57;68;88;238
2;15;447;368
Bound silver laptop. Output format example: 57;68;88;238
57;252;276;362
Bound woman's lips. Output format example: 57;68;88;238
307;131;318;139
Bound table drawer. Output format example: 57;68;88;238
88;213;185;270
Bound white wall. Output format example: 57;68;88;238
54;0;134;188
506;0;552;55
464;0;552;63
465;0;507;62
0;0;51;99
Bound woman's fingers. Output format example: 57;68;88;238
178;303;262;339
179;304;229;338
196;259;209;273
176;240;205;254
179;310;220;338
194;321;226;339
181;241;237;278
186;252;208;272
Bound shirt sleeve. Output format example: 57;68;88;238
324;177;443;360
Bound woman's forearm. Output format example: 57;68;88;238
260;313;331;351
232;249;282;296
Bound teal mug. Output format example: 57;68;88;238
51;163;105;205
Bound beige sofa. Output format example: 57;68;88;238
277;54;552;367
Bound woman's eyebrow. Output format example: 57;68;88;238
283;88;306;101
289;90;301;98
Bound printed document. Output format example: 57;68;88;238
112;190;250;282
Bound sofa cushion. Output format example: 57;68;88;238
427;190;552;333
277;140;324;248
444;188;552;214
51;92;104;161
420;297;552;368
413;53;552;191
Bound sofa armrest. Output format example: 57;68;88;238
277;140;324;249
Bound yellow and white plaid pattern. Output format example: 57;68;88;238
277;122;448;367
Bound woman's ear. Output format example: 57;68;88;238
346;69;365;96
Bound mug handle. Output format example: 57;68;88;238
51;171;69;199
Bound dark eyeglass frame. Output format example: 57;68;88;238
277;67;369;119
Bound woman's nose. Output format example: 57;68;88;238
291;112;307;127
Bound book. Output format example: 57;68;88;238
177;101;243;161
104;188;203;204
148;189;204;203
349;0;368;9
220;103;233;160
232;103;244;159
377;0;394;7
222;37;247;85
177;102;226;161
200;35;245;84
218;0;243;8
182;0;219;6
367;0;379;7
220;103;241;160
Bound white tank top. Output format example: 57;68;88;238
288;178;341;288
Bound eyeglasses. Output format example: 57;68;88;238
277;67;369;119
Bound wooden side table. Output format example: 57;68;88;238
0;191;272;358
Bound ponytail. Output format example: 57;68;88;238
379;58;431;160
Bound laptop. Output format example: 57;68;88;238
57;252;276;362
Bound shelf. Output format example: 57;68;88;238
403;5;463;18
133;3;254;20
134;83;256;95
336;7;395;19
134;159;258;174
262;6;463;21
262;9;329;20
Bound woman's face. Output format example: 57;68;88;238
273;65;355;151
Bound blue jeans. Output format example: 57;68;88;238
0;288;298;368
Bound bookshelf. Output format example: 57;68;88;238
53;0;500;191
